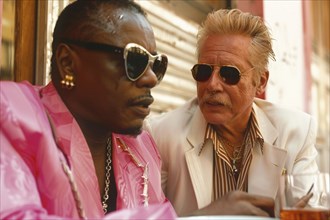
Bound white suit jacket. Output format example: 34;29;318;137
144;97;319;216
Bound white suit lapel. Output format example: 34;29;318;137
184;100;288;206
248;142;287;198
185;107;213;209
248;101;287;198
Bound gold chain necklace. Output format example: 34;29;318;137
220;136;243;160
218;136;244;179
102;137;112;214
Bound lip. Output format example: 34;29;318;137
131;105;151;118
203;100;231;112
205;100;227;106
130;96;154;117
205;103;226;111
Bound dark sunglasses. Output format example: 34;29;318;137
191;64;254;85
60;39;168;82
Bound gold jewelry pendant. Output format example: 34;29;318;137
232;159;239;179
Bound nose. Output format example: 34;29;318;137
206;66;224;90
135;64;158;88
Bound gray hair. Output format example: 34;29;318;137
197;9;275;78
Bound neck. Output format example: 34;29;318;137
214;112;252;146
215;126;245;147
73;114;112;153
58;90;112;152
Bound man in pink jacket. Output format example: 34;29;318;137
0;0;175;219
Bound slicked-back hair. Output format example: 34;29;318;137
50;0;146;81
197;9;275;81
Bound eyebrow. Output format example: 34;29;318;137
60;39;124;54
60;39;160;57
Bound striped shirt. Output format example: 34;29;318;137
203;109;264;201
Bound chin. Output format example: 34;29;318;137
118;126;142;137
204;115;227;126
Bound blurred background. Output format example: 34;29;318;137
0;0;329;172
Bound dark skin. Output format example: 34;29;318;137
54;8;158;202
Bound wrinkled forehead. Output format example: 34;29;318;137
90;8;156;50
92;7;128;35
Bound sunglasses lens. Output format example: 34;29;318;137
191;64;213;82
220;66;241;85
152;55;168;82
126;48;149;80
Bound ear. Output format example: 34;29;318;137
256;70;269;96
56;43;75;80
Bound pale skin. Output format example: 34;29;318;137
192;33;274;216
197;34;268;147
192;191;275;217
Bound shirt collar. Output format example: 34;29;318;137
199;108;264;155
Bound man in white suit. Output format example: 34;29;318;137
144;9;319;217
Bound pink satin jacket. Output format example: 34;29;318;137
0;81;176;219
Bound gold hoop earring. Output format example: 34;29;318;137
61;75;75;89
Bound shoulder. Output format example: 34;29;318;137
0;81;48;131
253;98;315;136
254;98;313;122
1;80;36;93
145;97;199;132
0;81;52;164
0;81;41;108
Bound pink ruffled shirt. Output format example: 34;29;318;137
0;81;176;219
